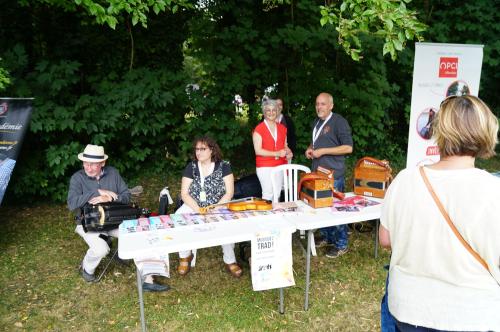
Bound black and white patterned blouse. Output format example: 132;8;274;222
182;160;232;207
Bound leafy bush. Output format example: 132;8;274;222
6;60;189;200
4;45;248;202
1;0;499;203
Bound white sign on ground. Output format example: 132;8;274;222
251;228;295;291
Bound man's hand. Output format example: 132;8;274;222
305;147;314;159
311;149;323;159
285;147;293;160
98;189;118;201
88;195;113;205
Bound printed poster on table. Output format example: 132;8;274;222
0;98;33;206
251;228;294;291
406;43;483;168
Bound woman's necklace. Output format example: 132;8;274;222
198;161;214;202
264;119;278;159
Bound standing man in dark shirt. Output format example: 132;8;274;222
276;97;297;157
68;144;168;291
305;93;353;258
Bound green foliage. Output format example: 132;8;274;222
334;61;399;157
320;0;427;60
167;87;247;167
14;66;191;201
19;0;193;29
0;58;10;90
2;42;246;201
1;0;499;203
186;0;404;169
0;0;196;201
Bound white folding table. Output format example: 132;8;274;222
118;195;382;330
118;213;296;332
284;196;383;310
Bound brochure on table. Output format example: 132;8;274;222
332;195;380;212
119;205;298;289
119;204;299;234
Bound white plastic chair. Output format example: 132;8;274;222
270;164;317;256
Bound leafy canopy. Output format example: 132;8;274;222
265;0;427;61
18;0;193;29
321;0;426;60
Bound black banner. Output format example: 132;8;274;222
0;98;33;206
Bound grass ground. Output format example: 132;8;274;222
2;154;499;331
0;173;390;331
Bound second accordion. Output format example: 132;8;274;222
353;157;393;198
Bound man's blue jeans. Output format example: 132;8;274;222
319;177;348;249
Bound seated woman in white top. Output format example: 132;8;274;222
379;95;500;331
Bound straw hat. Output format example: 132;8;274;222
78;144;108;162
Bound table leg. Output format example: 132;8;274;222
136;268;147;332
374;219;379;259
297;231;307;256
279;288;284;314
304;229;312;311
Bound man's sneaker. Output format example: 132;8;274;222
142;282;170;292
325;247;348;258
80;266;96;282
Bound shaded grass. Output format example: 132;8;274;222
3;154;500;331
0;173;391;331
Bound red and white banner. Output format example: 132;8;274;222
406;43;483;167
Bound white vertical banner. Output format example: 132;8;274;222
406;43;483;168
251;228;295;291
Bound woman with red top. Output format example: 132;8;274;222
252;99;293;200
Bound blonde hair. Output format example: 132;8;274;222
433;95;498;159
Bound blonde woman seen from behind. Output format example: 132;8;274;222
379;95;500;331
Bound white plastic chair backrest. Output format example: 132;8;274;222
270;164;311;203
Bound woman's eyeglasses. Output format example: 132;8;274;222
195;147;208;152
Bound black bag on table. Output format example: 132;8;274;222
234;174;262;199
79;202;149;232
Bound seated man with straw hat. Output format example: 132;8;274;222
67;144;168;292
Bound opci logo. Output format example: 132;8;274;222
439;57;458;78
426;146;440;156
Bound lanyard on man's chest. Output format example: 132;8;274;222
312;113;332;148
